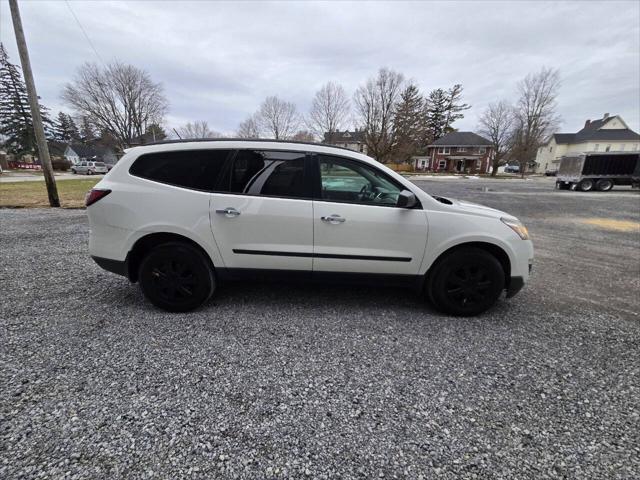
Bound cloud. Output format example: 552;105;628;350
1;0;638;134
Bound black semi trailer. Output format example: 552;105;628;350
556;152;640;191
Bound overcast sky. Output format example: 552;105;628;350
1;0;639;136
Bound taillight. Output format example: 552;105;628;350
85;188;111;207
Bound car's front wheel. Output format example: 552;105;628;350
427;248;505;316
138;242;215;312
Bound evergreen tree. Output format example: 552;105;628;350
444;84;471;133
145;123;167;142
53;112;80;142
0;43;54;154
392;84;427;161
425;88;449;142
424;84;471;142
79;116;97;143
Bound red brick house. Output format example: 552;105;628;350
418;132;493;173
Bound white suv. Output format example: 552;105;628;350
87;140;533;316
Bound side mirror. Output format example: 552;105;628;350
396;190;417;208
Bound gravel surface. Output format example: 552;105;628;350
1;177;639;479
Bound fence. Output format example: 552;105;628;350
8;161;42;170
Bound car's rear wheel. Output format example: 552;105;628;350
138;242;215;312
596;179;614;191
578;179;594;191
427;248;505;316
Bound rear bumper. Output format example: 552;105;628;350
92;256;127;277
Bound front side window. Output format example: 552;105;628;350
318;155;402;206
130;149;231;191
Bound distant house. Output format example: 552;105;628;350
65;143;118;165
535;114;640;173
47;141;68;161
323;130;367;155
421;132;493;174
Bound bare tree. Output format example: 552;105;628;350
478;100;515;176
177;120;219;139
511;67;561;176
257;96;300;139
354;68;404;163
291;129;316;142
307;81;350;139
236;113;261;138
62;62;168;148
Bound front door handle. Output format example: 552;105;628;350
321;214;346;224
216;207;241;218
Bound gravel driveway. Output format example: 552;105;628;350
1;177;639;479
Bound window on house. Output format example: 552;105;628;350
479;147;486;154
458;147;466;152
605;144;611;152
438;147;450;154
438;160;446;169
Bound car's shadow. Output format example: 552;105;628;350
100;274;517;325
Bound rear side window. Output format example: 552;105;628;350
223;150;308;198
130;150;231;191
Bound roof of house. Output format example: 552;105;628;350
429;131;492;147
550;115;640;144
323;130;365;143
47;141;68;157
68;143;113;158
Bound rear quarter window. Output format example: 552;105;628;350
129;150;232;191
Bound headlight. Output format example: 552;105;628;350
501;217;530;240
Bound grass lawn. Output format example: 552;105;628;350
0;178;99;208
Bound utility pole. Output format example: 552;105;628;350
9;0;60;207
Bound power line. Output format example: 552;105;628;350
64;0;105;65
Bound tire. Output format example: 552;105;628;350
71;169;76;174
596;179;614;191
87;170;94;175
578;179;594;191
138;242;215;312
427;248;505;317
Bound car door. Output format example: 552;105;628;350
209;149;314;272
312;154;428;275
77;162;87;174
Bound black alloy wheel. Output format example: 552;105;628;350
427;247;505;316
138;242;215;312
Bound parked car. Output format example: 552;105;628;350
504;165;520;173
87;140;534;316
544;169;557;176
71;161;108;175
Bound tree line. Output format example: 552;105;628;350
1;40;561;173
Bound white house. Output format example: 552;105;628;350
323;130;368;155
535;114;640;173
64;143;118;166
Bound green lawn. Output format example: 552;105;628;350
0;178;99;208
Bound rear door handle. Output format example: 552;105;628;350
216;207;241;217
321;214;346;224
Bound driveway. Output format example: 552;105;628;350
1;176;638;479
